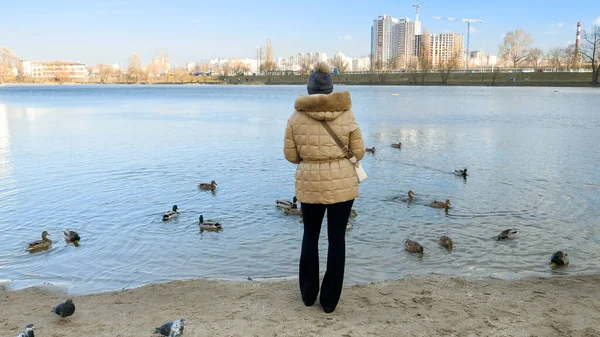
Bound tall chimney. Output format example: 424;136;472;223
576;22;581;48
575;22;581;67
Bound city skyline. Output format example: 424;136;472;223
2;0;599;66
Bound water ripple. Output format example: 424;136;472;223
0;85;599;294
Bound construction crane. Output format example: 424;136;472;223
413;0;431;22
433;16;482;69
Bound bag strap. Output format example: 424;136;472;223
319;120;355;160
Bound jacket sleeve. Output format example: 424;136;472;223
284;119;301;164
349;117;365;161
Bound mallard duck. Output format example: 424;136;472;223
405;239;423;254
439;236;453;250
366;147;376;153
283;207;302;216
350;209;358;218
497;229;518;240
64;230;80;244
198;215;222;230
27;231;52;252
163;205;179;221
198;180;217;191
391;143;402;149
408;190;416;201
276;196;298;210
550;251;569;268
430;199;451;210
454;168;468;177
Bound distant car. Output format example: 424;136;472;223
507;77;516;82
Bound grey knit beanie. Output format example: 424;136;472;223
307;61;333;95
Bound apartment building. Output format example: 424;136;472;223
21;60;87;78
417;33;465;67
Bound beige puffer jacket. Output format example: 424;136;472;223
284;91;365;204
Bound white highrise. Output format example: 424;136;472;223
371;15;421;69
397;18;421;68
371;15;399;69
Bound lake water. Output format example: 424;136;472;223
0;84;599;295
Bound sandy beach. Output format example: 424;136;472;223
3;274;600;337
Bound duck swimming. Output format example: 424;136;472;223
283;207;302;216
551;251;568;268
198;215;222;231
198;180;217;191
276;196;297;210
63;230;80;244
366;147;376;153
454;168;468;178
405;239;423;254
497;229;518;240
27;231;52;252
408;190;416;201
163;205;179;221
439;236;453;250
430;199;451;210
391;143;402;149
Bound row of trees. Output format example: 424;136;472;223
499;26;600;83
0;46;21;82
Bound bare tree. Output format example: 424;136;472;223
491;66;502;86
128;53;143;83
299;56;312;78
439;55;460;84
528;48;543;68
98;64;113;84
547;47;564;68
229;58;250;76
329;55;349;74
171;67;189;84
54;64;71;83
499;29;534;68
0;46;19;82
261;58;277;83
417;31;432;84
219;62;232;77
406;57;419;84
580;25;600;84
563;44;577;69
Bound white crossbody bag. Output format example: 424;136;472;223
319;120;368;184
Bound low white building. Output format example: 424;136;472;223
21;60;87;78
352;57;371;71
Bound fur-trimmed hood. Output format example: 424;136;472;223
294;91;352;121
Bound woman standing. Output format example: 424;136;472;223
283;61;365;313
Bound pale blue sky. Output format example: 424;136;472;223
2;0;599;66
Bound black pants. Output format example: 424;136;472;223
299;199;354;312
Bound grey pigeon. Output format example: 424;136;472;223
154;318;186;337
51;298;76;318
15;324;35;337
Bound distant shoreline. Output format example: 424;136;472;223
1;72;597;88
2;274;600;336
1;81;598;88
